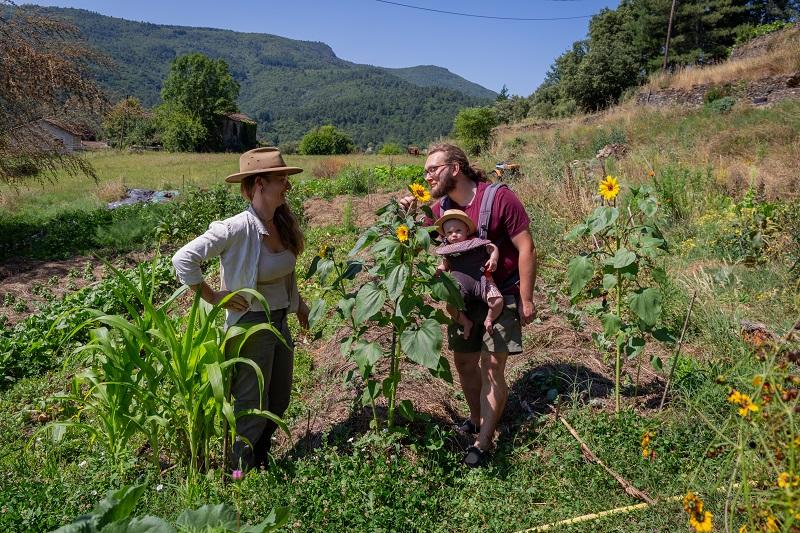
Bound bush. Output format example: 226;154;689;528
377;142;403;155
278;139;299;154
156;104;207;152
452;107;498;155
705;96;737;114
704;84;734;104
299;125;354;155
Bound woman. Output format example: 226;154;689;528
172;147;310;471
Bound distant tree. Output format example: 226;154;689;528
102;97;156;147
378;142;404;155
156;103;207;152
452;107;498;155
159;52;239;151
496;85;510;101
0;1;105;187
298;125;354;155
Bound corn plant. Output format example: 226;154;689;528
306;185;462;428
50;258;287;475
565;177;671;412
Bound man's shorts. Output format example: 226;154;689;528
448;295;523;354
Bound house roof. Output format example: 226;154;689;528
42;118;83;136
222;112;256;124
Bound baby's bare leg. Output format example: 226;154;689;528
448;304;473;340
483;279;504;334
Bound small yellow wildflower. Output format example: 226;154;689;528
408;183;431;203
641;431;652;459
396;225;409;242
318;244;330;258
795;435;800;447
765;514;779;532
752;375;763;387
690;511;713;533
737;395;759;417
648;170;655;178
598;175;621;201
727;390;744;404
738;526;748;533
777;471;799;488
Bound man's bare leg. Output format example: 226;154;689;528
475;351;508;451
453;351;481;428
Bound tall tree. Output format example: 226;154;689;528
0;1;105;187
158;53;239;151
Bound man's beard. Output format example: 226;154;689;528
431;168;456;199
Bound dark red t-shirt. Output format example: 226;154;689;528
430;182;530;294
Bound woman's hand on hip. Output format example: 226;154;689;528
211;290;249;312
297;300;310;330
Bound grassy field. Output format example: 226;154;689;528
0;151;421;220
1;101;798;531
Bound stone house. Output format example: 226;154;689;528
219;112;257;152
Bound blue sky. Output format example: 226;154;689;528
30;0;620;96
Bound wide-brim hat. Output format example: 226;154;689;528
225;147;303;183
435;209;476;235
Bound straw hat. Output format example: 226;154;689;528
224;147;303;183
434;209;476;235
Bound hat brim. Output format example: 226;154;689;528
225;166;303;183
434;212;477;235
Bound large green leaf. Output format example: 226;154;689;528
353;282;386;323
400;319;442;370
349;229;379;256
352;340;383;374
602;274;617;291
176;504;237;529
628;287;662;327
564;222;589;241
331;260;363;286
606;248;636;269
240;507;291;533
102;516;176;533
95;484;147;528
638;196;658;217
308;299;327;329
601;313;623;337
429;271;463;308
414;226;431;250
567;255;594;299
386;264;409;300
589;206;619;235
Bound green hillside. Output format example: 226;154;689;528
383;65;497;99
31;6;492;147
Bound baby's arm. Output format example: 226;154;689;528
485;243;499;272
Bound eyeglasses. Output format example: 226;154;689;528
424;163;450;176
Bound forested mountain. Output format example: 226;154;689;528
28;6;493;147
382;66;497;99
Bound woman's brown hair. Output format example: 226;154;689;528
240;174;305;257
427;143;487;183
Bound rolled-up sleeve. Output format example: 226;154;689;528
172;221;232;286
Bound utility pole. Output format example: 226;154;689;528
662;0;678;70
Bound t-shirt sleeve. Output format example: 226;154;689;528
495;188;530;239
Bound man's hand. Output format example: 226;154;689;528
398;194;416;211
520;298;537;326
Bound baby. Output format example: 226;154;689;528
434;209;504;339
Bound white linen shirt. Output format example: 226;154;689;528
171;206;300;329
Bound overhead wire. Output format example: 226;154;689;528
372;0;593;21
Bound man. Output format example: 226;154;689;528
404;143;537;467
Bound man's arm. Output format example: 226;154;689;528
510;230;537;325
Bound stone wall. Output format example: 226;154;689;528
636;74;800;108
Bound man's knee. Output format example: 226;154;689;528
481;352;508;379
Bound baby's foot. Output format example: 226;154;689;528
459;312;473;340
484;318;494;335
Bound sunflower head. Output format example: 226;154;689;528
409;183;431;203
599;175;621;202
396;224;409;242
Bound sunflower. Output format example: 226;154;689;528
396;225;409;242
409;183;431;203
599;175;621;201
683;493;712;532
689;511;713;533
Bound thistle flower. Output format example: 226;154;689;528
396;225;409;242
231;469;243;481
598;175;620;202
409;183;431;203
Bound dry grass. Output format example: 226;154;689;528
95;178;127;202
647;27;800;91
311;157;348;179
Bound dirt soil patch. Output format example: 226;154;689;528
303;192;398;228
278;289;667;456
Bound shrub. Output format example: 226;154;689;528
705;96;737;114
452;107;498;155
704;83;734;104
299;125;354;155
278;139;299;154
377;142;403;155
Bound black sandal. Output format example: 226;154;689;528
463;445;487;468
456;419;480;434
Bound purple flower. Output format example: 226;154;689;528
231;469;243;481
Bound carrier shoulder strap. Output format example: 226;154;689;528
477;183;507;240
